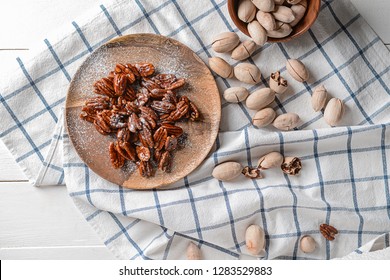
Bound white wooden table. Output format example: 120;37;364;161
0;0;389;260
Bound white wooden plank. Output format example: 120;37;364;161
0;246;114;260
0;182;106;248
0;141;27;182
0;0;105;49
351;0;390;44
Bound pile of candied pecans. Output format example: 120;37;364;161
80;62;200;177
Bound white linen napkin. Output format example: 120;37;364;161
1;0;389;259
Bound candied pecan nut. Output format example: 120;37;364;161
135;87;149;106
138;160;154;177
166;101;189;121
123;87;136;101
85;96;110;110
161;123;183;137
141;78;161;92
153;127;168;151
108;71;115;80
113;73;127;96
189;102;200;121
136;146;151;162
152;74;177;88
139;106;158;121
154;149;162;162
242;166;263;179
117;128;131;143
94;115;111;135
125;63;141;78
165;135;177;152
110;113;127;129
165;78;186;90
125;101;140;114
159;113;171;120
93;77;115;97
138;132;149;147
135;63;155;77
158;151;172;172
320;224;338;241
139;116;152;130
81;106;97;116
80;112;95;123
140;125;154;148
150;88;169;99
98;110;113;123
140;114;157;129
115;63;136;84
109;142;125;168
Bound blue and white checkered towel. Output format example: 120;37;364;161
0;0;389;259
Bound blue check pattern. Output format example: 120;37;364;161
1;0;390;259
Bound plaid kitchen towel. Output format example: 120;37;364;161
1;0;390;259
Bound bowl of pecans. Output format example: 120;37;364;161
228;0;321;43
65;34;221;189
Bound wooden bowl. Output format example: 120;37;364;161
65;34;221;189
228;0;321;43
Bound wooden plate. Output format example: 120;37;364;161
65;34;221;189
